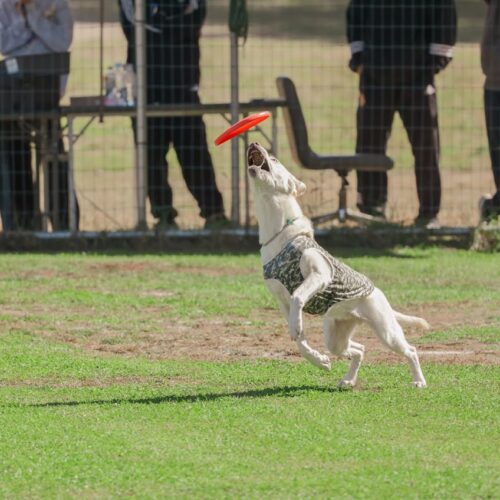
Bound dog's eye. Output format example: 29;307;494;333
271;157;278;162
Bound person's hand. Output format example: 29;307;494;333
431;54;452;74
348;52;363;74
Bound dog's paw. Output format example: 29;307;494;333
337;379;356;389
319;359;331;372
412;380;427;389
315;353;331;371
310;356;331;372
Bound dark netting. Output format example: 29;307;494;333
0;1;496;233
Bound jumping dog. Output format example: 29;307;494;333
247;142;428;388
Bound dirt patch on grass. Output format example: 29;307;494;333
88;261;255;277
3;299;497;366
76;304;499;366
88;262;152;273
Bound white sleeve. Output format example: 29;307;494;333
429;43;454;58
349;41;365;55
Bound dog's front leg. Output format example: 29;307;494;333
289;249;333;371
289;276;324;340
289;249;331;341
266;253;332;371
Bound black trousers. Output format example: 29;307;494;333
356;76;441;218
0;122;35;230
140;89;224;222
484;89;500;206
44;132;80;231
0;120;79;231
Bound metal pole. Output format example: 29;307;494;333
99;0;104;123
135;0;147;230
243;119;250;229
230;32;240;225
68;116;77;233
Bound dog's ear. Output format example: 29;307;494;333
288;174;307;197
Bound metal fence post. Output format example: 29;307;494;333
135;0;147;230
68;116;77;234
230;32;240;225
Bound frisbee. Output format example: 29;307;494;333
214;111;270;146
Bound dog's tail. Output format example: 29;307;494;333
393;310;430;330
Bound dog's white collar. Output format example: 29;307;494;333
261;217;301;248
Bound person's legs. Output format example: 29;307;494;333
143;117;177;225
9;123;35;230
47;147;80;231
172;91;225;222
45;121;80;231
483;89;500;217
355;79;395;215
399;84;441;223
0;123;14;230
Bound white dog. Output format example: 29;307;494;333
247;142;429;388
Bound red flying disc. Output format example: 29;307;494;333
214;111;270;146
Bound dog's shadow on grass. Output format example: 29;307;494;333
14;385;347;409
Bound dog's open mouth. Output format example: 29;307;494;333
247;147;270;173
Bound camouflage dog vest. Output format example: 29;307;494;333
263;235;374;315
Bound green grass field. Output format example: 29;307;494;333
0;248;499;497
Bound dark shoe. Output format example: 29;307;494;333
154;217;179;232
154;206;179;231
357;204;386;219
479;194;500;221
204;213;231;230
414;215;440;229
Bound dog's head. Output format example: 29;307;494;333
247;142;306;198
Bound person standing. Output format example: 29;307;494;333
118;0;228;229
346;0;457;228
0;0;79;231
480;0;500;221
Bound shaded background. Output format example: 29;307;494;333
72;1;485;43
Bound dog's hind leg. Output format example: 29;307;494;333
379;327;427;388
323;317;363;388
358;289;427;388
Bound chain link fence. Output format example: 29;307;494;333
0;1;494;233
